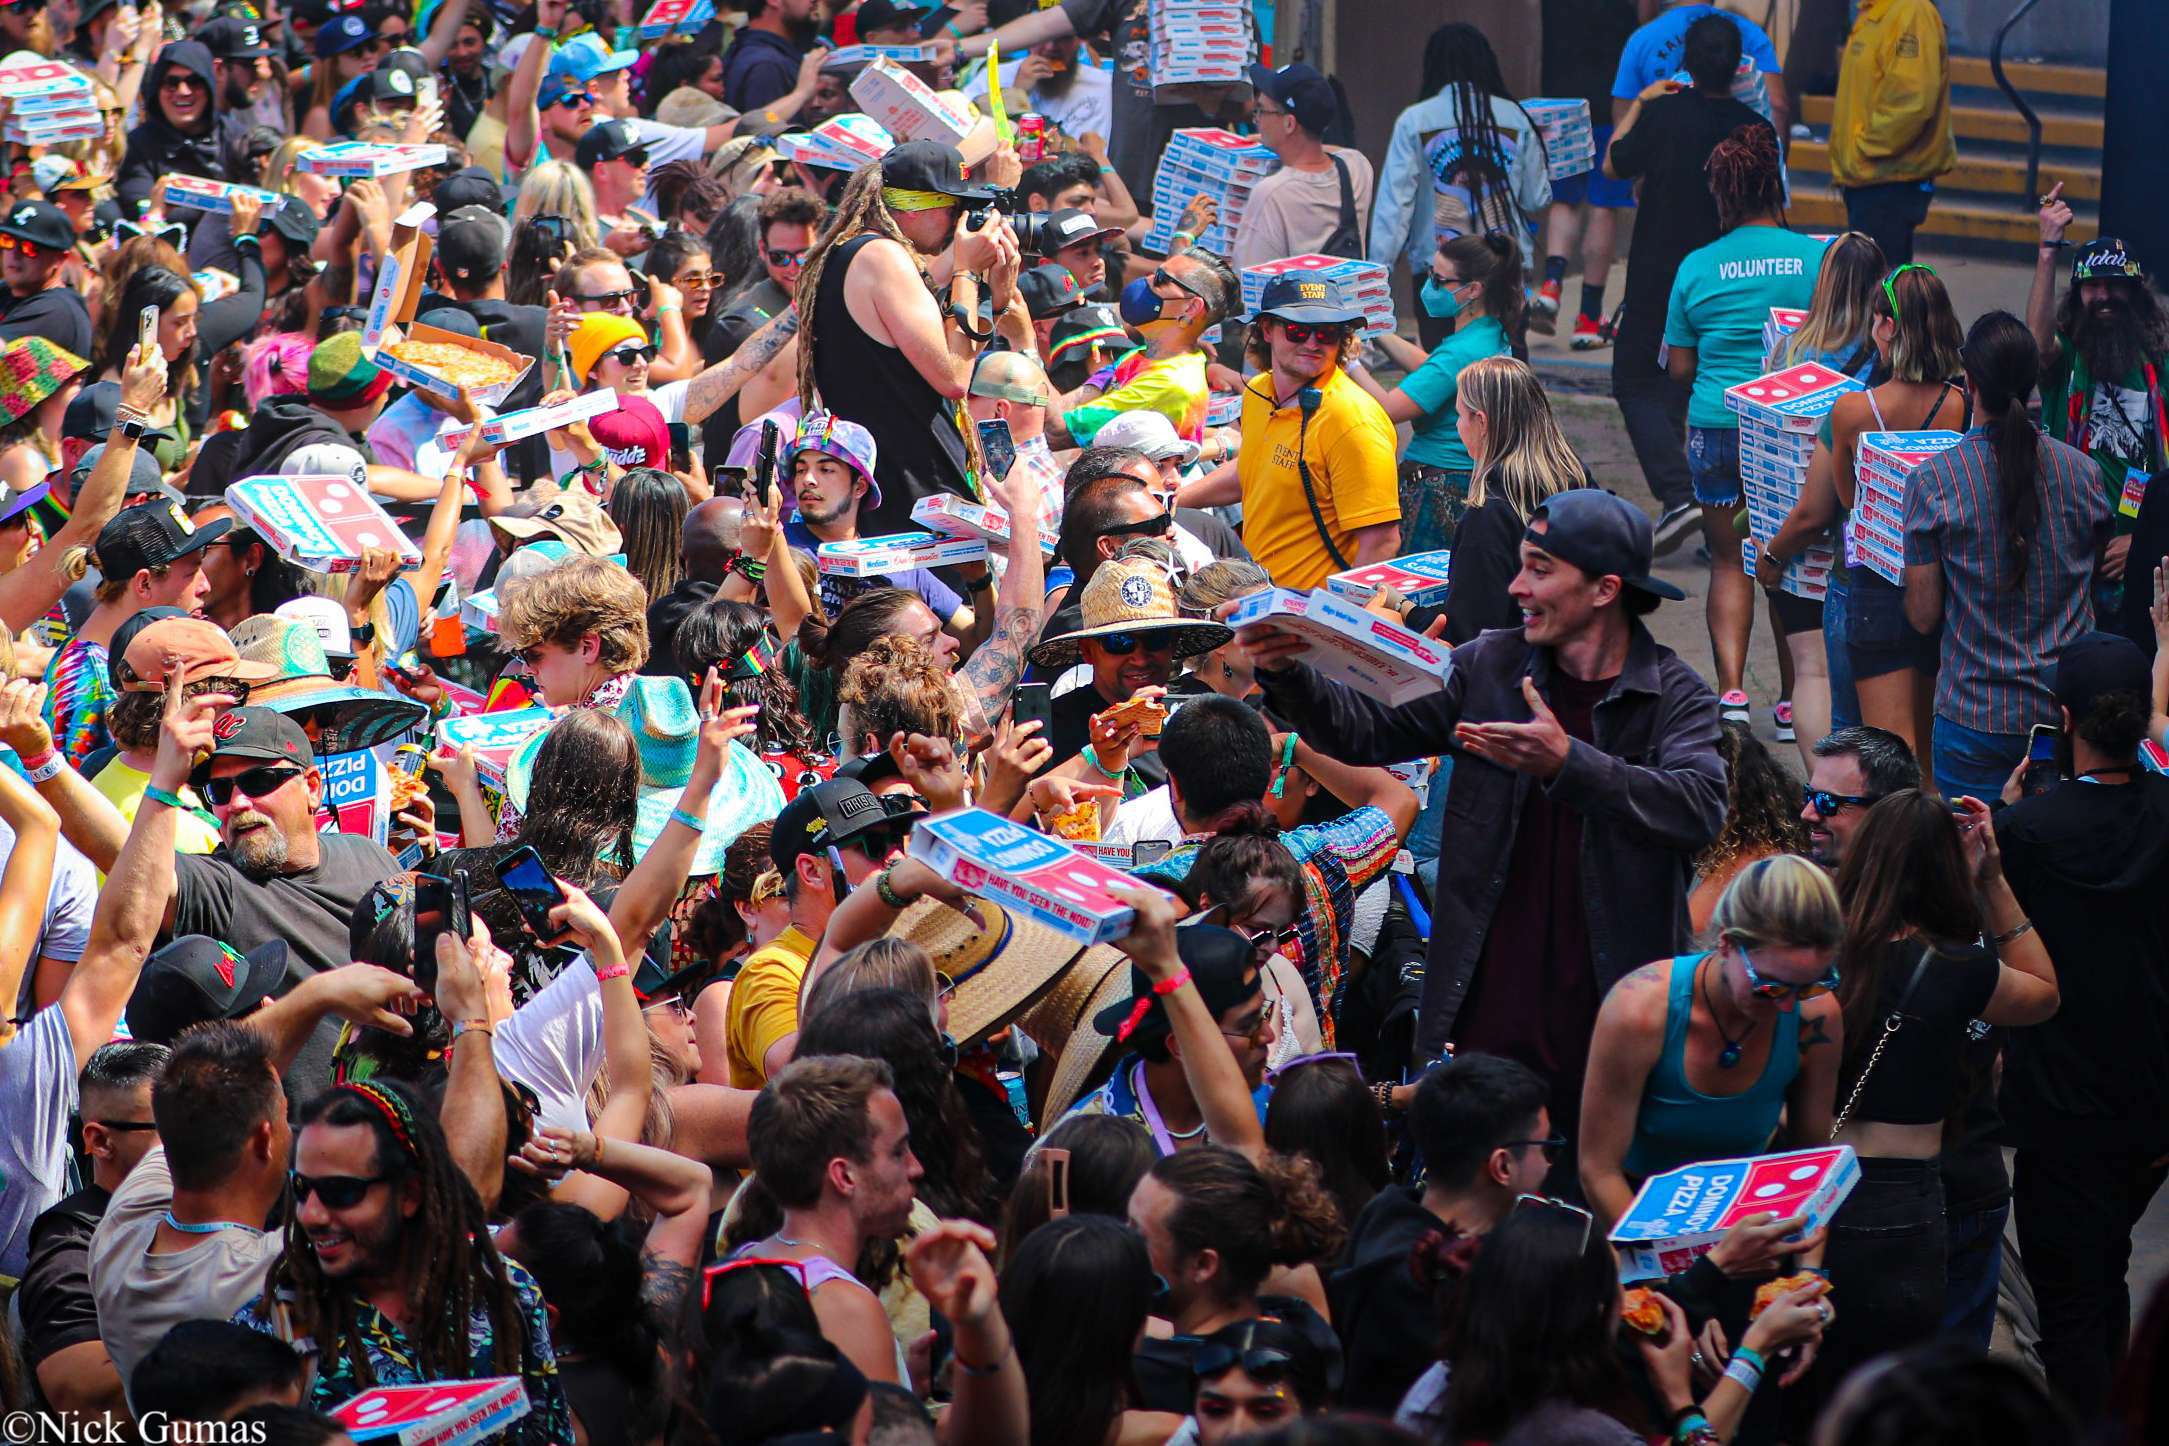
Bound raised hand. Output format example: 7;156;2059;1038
0;679;54;761
2038;180;2072;247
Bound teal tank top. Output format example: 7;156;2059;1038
1622;954;1800;1180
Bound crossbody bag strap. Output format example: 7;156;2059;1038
1829;944;1936;1138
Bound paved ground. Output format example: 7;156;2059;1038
1490;240;2169;1342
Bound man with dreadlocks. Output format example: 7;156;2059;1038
2027;217;2168;623
236;1071;572;1444
800;139;1030;537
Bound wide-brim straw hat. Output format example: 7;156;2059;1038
226;614;428;753
1027;557;1232;671
1018;944;1131;1125
886;895;1086;1048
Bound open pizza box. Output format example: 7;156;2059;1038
362;204;532;408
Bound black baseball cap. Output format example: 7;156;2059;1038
575;119;648;169
2052;631;2152;718
94;500;230;582
126;936;293;1044
1040;207;1122;256
108;606;190;691
1092;922;1262;1048
267;200;322;248
436;205;510;284
0;200;74;254
770;777;919;876
65;381;176;444
879;139;994;203
1246;61;1338;135
1256;273;1363;325
199;15;274;59
1017;262;1086;319
431;167;506;219
1524;489;1687;603
1048;300;1125;363
187;705;315;787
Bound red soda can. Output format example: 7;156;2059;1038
1017;112;1047;163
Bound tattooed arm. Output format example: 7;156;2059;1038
1789;995;1843;1149
680;307;803;429
956;451;1047;741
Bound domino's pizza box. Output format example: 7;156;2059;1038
436;390;621;450
1325;549;1453;606
779;113;896;169
1761;306;1808;352
823;43;934;67
332;1377;530;1446
1206;390;1243;428
909;807;1139;945
1739;539;1831;600
1144;216;1239;257
1161;128;1276;181
1857;430;1963;479
911;494;1058;554
12;88;100;116
2141;739;2168;775
460;588;501;634
362;225;534;409
850;59;992;163
297;141;451;177
436;707;555;789
163;175;288;216
818;531;990;576
0;61;91;101
314;748;391;847
225;475;423;575
1225;586;1453;706
6;113;101;142
1724;362;1863;432
636;0;715;39
1610;1144;1860;1282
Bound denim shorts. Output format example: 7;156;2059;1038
1687;425;1743;507
1845;566;1939;679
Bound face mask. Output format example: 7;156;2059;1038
1120;275;1180;330
1420;275;1466;320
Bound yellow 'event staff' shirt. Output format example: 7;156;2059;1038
723;924;818;1089
1237;366;1401;591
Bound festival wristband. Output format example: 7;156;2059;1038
669;807;707;834
1731;1346;1768;1374
143;785;186;810
1150;968;1192;997
1722;1356;1763;1394
591;959;630;981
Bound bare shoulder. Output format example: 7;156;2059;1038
1797;992;1843;1051
1600;958;1679;1023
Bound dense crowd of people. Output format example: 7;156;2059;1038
0;0;2163;1444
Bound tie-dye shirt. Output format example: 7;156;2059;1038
41;636;112;769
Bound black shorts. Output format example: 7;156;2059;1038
1766;587;1824;636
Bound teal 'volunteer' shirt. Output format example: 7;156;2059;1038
1399;315;1513;470
1665;226;1828;427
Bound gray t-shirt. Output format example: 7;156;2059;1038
0;1007;78;1281
0;816;97;1016
88;1144;279;1398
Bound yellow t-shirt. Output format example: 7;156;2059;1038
466;109;509;183
88;757;223;865
724;924;818;1089
1236;366;1401;591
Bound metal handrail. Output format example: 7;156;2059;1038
1988;0;2046;208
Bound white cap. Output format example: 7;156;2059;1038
491;32;536;78
276;595;354;656
1092;410;1201;467
282;443;369;484
496;540;572;592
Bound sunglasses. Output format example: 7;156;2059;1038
1277;320;1349;346
1501;1133;1567;1163
118;220;188;246
602;343;659;366
701;1256;810;1309
575;288;638;309
160;73;207;92
1514;1194;1595;1252
550;90;595;109
1096;511;1173;544
674;271;719;290
1265;1050;1358;1083
1096;630;1179;657
0;235;50;261
290;1170;390;1209
1801;784;1880;818
1192;1342;1298;1384
767;247;807;267
1237;920;1302;958
1149;265;1207;303
614;149;652;169
642;996;693;1021
199;763;305;807
1880;262;1937;321
1735;941;1841;1001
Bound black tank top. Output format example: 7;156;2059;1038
810;233;970;533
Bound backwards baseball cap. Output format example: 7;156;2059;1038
126;936;293;1044
880;139;994;205
588;395;673;472
0;199;73;253
1524;489;1687;603
119;616;281;693
2053;631;2152;718
771;777;916;877
186;705;314;786
969;348;1050;405
2072;235;2144;282
1093;921;1262;1048
94;500;229;581
575;118;648;170
1256;273;1363;326
787;410;882;505
1246;61;1338;135
551;32;640;81
435;204;510;285
65;380;174;444
431;168;506;219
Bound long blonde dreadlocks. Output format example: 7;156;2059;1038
263;1080;530;1387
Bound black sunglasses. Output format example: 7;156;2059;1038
1150;265;1207;302
575;288;638;309
1097;631;1179;657
1193;1342;1296;1382
200;764;305;807
1802;785;1880;818
603;343;659;366
767;247;807;267
1096;511;1172;542
1501;1133;1567;1163
289;1170;390;1209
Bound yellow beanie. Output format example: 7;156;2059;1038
568;313;649;385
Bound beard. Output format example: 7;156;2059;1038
227;811;292;876
797;492;854;526
2073;295;2146;380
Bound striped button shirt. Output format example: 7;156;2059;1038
1904;427;2111;734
